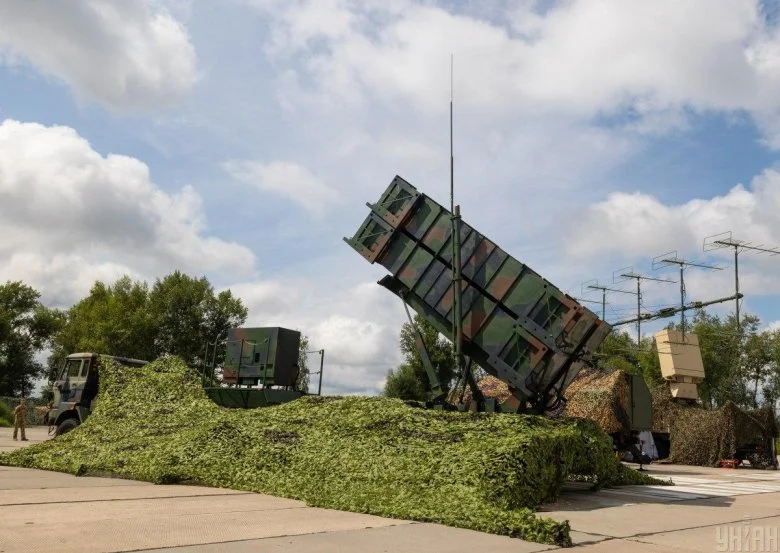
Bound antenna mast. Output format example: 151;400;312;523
450;54;454;214
581;279;637;321
613;267;675;345
704;231;780;328
652;251;722;339
449;54;466;400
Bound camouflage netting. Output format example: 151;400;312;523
651;384;778;467
451;375;512;407
650;384;676;434
561;370;631;435
0;357;664;547
457;371;634;437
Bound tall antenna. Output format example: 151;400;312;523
450;53;454;214
704;230;780;327
613;267;675;345
449;54;466;402
652;251;722;339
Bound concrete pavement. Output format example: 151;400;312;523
2;426;780;552
542;464;780;551
0;425;51;454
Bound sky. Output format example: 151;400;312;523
3;0;780;395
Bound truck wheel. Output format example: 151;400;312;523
55;418;80;437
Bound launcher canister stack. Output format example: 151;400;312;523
345;176;612;413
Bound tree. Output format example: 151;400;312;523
148;271;248;367
51;272;248;371
384;363;426;401
201;289;249;368
596;331;640;373
384;314;455;400
678;311;753;409
743;331;773;408
50;276;156;374
637;337;664;386
0;281;63;396
594;331;662;386
762;329;780;409
663;310;780;410
148;272;214;366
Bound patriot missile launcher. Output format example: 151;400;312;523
345;176;612;413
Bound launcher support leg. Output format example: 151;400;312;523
400;295;445;401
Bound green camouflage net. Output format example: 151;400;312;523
1;357;662;547
652;384;777;467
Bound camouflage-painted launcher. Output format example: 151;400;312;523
344;176;612;412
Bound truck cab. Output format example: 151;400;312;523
50;353;147;436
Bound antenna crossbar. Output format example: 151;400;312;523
611;266;676;345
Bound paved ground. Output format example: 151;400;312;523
0;425;51;454
2;426;780;552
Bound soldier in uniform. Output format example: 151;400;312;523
13;399;28;441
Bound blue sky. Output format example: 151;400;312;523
2;0;780;394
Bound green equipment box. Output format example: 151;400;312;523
222;327;301;388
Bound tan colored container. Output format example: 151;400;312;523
655;329;705;400
655;329;705;381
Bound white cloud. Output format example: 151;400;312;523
1;253;138;309
566;168;780;303
228;280;304;320
223;160;339;215
0;119;254;306
568;169;780;260
249;0;780;145
0;0;198;110
232;278;404;395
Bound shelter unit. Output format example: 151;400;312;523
344;175;612;412
221;327;301;388
654;329;705;400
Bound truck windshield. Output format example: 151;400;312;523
60;359;90;382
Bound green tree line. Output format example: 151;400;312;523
1;272;312;397
385;309;780;411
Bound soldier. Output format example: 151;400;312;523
13;399;28;441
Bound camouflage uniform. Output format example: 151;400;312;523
13;401;27;441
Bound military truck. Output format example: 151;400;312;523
49;353;148;436
48;328;315;436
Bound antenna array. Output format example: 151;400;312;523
652;251;722;338
703;231;780;326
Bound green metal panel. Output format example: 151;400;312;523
223;327;301;388
629;374;653;431
345;176;612;411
